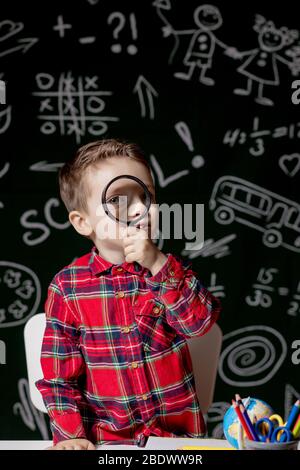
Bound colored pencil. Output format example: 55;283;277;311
292;413;300;438
235;394;259;441
232;399;253;441
239;402;259;441
285;399;300;430
235;394;242;405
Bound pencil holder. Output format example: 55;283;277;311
243;438;299;450
237;420;299;450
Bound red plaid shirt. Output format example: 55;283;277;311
36;246;221;445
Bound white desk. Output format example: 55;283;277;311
0;438;232;450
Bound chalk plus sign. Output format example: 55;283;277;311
53;15;72;38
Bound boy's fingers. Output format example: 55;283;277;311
124;245;135;256
123;231;148;246
87;442;96;450
123;235;139;247
125;253;136;263
124;239;145;253
123;238;132;249
124;225;143;237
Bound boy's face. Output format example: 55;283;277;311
83;156;157;254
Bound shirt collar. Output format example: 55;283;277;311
89;245;148;277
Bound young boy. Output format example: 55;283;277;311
36;139;221;450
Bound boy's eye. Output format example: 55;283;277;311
108;193;155;205
107;196;121;205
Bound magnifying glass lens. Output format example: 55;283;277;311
102;175;152;226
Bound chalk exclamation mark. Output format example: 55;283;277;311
128;13;138;55
175;121;205;168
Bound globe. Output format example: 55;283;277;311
223;397;273;449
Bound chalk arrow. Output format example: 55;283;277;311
150;154;189;188
133;75;158;120
0;37;39;58
29;161;64;172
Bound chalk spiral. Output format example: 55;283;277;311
218;325;287;386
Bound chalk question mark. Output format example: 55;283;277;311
107;12;138;55
107;12;126;54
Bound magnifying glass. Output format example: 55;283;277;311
101;174;152;226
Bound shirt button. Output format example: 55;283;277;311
116;267;123;272
142;394;148;401
169;270;175;276
152;306;160;314
115;291;125;298
122;326;131;333
131;362;138;369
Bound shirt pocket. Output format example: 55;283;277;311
133;296;176;353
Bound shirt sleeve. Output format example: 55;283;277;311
144;253;222;339
35;276;87;445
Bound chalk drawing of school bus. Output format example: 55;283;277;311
209;175;300;253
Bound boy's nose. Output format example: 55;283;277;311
127;199;148;223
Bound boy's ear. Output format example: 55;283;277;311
69;210;93;237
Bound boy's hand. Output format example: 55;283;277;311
46;438;96;450
123;226;167;276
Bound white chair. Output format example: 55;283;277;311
24;313;47;413
24;313;222;417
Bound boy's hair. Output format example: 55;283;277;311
59;139;152;213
